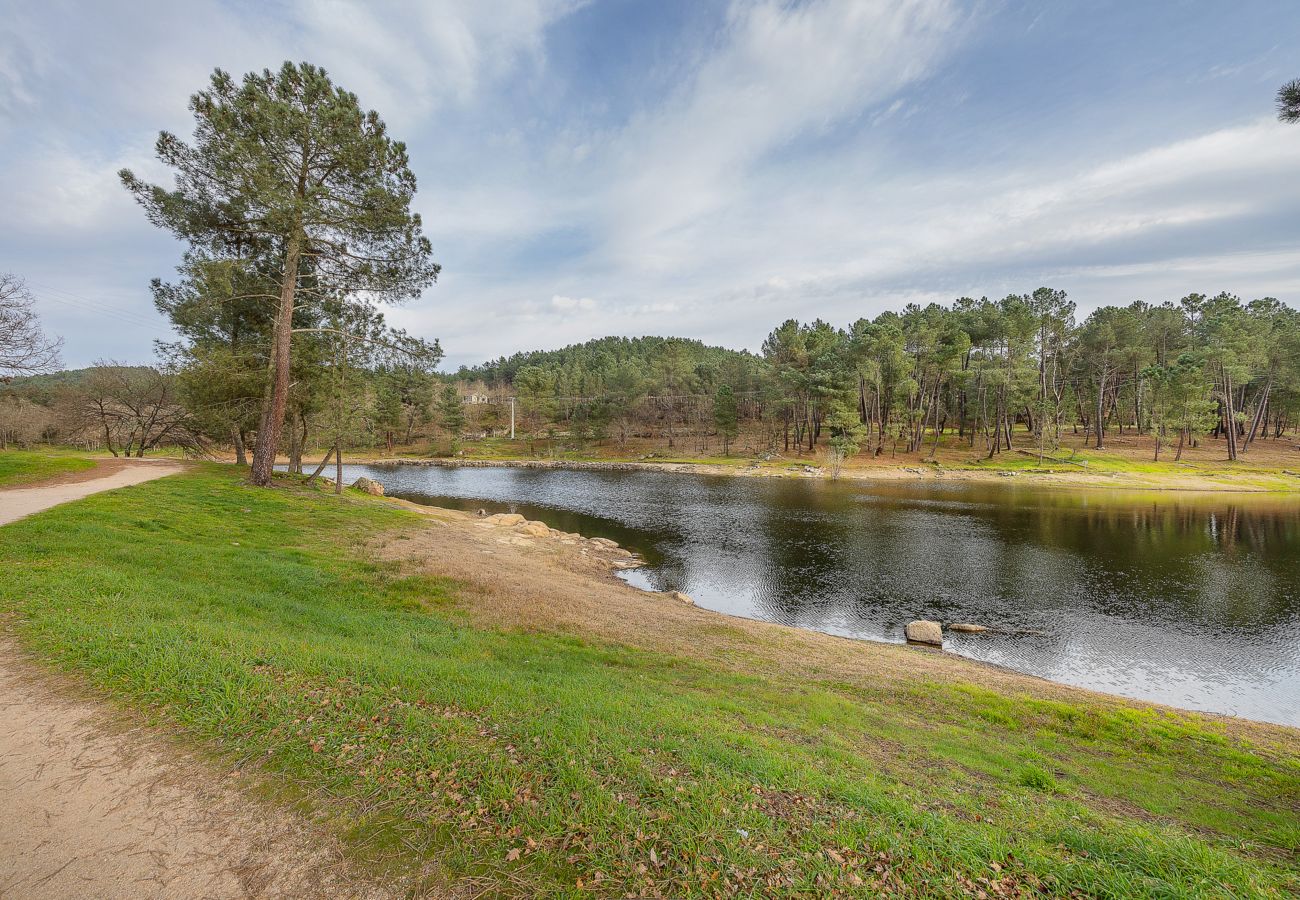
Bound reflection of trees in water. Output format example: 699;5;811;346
978;498;1300;627
359;465;1300;705
723;477;1300;635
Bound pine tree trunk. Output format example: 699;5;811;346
250;231;302;486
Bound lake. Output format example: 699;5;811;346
333;462;1300;727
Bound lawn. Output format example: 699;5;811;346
0;466;1296;897
0;448;96;487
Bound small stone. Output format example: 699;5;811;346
905;620;943;646
949;623;988;633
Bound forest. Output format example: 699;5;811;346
6;283;1298;471
456;291;1300;465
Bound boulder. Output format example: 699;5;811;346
352;476;385;496
590;537;619;548
949;623;988;633
905;620;943;646
516;521;551;537
484;513;526;526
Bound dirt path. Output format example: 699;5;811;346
1;464;411;898
0;643;401;900
0;459;186;526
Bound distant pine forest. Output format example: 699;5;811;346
4;288;1298;466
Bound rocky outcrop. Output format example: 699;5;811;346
905;620;943;646
351;476;385;496
516;521;551;537
483;513;526;526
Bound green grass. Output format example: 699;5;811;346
0;448;96;486
1;466;1297;897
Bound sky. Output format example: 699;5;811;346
2;0;1298;371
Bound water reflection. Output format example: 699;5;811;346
334;464;1300;727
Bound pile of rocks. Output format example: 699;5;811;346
905;619;991;647
475;513;643;568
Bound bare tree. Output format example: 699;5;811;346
64;363;206;457
0;274;62;379
0;395;55;448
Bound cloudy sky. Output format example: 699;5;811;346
2;1;1298;370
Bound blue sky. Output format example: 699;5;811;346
2;0;1297;370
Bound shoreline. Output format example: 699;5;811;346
386;495;1300;735
354;454;1300;494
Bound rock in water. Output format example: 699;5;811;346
905;620;943;645
949;623;988;633
352;476;385;496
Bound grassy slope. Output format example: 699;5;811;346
0;448;96;486
0;466;1297;898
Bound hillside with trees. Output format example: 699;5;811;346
448;290;1300;466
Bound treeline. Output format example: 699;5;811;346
456;289;1300;463
1;365;203;455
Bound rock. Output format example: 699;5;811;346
608;548;633;558
949;623;988;633
516;521;551;537
667;591;694;605
904;620;943;646
590;537;619;548
484;513;526;526
352;476;385;496
476;508;487;517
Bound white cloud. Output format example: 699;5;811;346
287;0;585;125
599;0;963;264
550;294;596;311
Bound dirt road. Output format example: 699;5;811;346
0;459;186;526
0;645;397;899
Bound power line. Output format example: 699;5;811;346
26;281;164;332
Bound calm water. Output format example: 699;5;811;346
336;463;1300;726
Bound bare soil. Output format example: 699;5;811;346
0;459;187;526
0;639;400;900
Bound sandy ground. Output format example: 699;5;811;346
0;641;399;900
0;459;187;526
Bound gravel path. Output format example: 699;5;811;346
0;459;185;526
